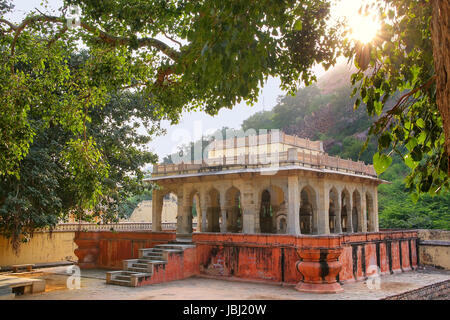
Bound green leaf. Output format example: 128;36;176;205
374;101;383;115
404;154;418;169
416;118;425;128
294;19;302;31
405;138;418;151
373;152;392;175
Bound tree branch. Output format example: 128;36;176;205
388;75;437;115
3;14;181;62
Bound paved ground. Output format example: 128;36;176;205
1;266;447;300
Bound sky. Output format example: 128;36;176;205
8;0;371;164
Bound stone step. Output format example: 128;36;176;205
108;279;132;286
106;271;152;287
126;267;149;273
139;259;167;264
135;257;167;265
143;253;163;258
156;248;183;254
137;255;163;260
139;247;164;253
132;263;149;268
156;244;196;250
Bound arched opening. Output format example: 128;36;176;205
341;189;351;233
329;187;339;234
300;186;316;234
225;187;242;233
278;216;287;234
366;192;374;232
259;186;285;234
207;188;221;232
259;190;273;233
352;190;361;233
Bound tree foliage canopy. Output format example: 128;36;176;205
0;0;340;243
0;0;449;243
0;0;340;209
344;0;448;199
0;52;160;246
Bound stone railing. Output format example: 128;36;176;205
152;150;376;178
209;132;323;152
41;222;193;232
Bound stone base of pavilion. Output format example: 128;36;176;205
74;230;419;293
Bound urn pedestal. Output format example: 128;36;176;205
295;247;344;294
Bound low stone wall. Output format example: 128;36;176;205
193;230;418;284
0;232;77;268
339;231;418;282
418;229;450;270
74;230;419;288
74;231;176;269
383;279;450;300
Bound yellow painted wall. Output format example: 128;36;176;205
419;245;450;270
0;232;78;267
418;229;450;270
126;199;179;223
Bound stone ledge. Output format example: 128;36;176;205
383;279;450;300
420;240;450;247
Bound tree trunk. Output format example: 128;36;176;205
431;0;450;172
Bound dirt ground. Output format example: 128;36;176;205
5;266;449;300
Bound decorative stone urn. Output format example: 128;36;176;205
74;232;100;269
295;247;344;294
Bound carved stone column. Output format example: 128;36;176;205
361;188;368;232
317;182;330;235
335;190;342;233
347;191;353;233
288;176;301;235
151;189;164;232
200;197;208;233
373;189;379;232
219;189;227;233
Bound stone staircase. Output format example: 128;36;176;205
106;237;196;287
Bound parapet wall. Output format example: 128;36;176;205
193;231;418;284
74;231;176;269
383;279;450;300
74;230;418;286
417;229;450;270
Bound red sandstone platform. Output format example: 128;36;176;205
75;230;419;293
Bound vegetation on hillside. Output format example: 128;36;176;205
243;66;450;230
